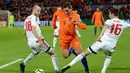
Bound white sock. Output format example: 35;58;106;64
51;55;59;71
23;53;35;65
53;37;57;48
101;56;112;73
75;28;81;37
69;53;85;66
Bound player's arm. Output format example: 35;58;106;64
23;23;27;40
97;24;108;40
101;12;104;22
32;26;43;46
24;30;27;40
52;12;58;29
124;22;130;28
73;15;86;30
75;21;86;30
92;12;95;22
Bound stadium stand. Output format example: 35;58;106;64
0;0;130;21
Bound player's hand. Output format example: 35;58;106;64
103;21;105;24
38;40;44;46
52;26;57;29
91;21;93;24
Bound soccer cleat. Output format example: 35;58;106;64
61;65;71;73
55;70;60;73
19;62;25;73
85;69;91;73
101;71;105;73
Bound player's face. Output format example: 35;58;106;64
35;7;41;16
63;7;72;16
109;12;113;19
96;8;99;11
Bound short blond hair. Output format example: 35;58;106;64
33;5;41;10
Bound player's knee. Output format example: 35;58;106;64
63;54;69;59
106;55;112;59
48;52;55;56
48;50;55;56
32;51;39;56
63;56;68;59
88;46;97;54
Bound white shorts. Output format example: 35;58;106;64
29;39;52;53
88;41;115;56
54;29;59;36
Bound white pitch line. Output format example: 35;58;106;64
0;58;24;69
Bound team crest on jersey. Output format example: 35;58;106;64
69;17;72;21
63;20;66;25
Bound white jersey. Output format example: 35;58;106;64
101;18;130;46
54;16;60;36
56;16;60;30
24;15;43;45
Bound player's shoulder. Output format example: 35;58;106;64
105;19;112;25
55;10;64;14
71;11;79;17
105;19;112;22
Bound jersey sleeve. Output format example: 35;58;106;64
75;14;86;30
105;20;112;26
123;22;130;28
92;12;95;21
31;16;37;27
52;11;59;29
101;12;104;21
24;21;26;30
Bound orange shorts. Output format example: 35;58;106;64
94;21;102;27
60;36;81;50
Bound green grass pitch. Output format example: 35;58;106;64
0;26;130;73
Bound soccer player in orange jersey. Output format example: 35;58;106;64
52;2;90;73
92;8;104;36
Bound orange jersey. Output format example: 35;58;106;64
92;11;104;22
52;10;86;42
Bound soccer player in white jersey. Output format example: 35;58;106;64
61;8;130;73
52;7;61;50
19;5;60;73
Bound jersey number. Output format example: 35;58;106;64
26;21;32;31
110;24;122;35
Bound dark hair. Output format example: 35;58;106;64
62;2;72;9
109;8;118;16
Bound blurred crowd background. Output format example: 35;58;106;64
0;0;130;21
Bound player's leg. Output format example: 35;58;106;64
71;40;90;73
53;29;59;50
69;47;77;56
94;21;98;36
101;46;114;73
61;41;103;73
41;40;60;73
101;55;112;73
94;26;97;36
10;22;14;28
61;48;90;73
60;42;70;59
99;22;102;31
47;49;60;73
20;42;40;73
53;35;58;49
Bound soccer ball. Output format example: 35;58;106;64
35;69;45;73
